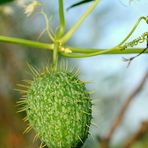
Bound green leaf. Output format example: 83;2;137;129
0;0;14;5
67;0;94;11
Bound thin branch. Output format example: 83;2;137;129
60;48;148;58
124;121;148;148
60;0;100;44
68;47;148;53
1;35;148;57
106;71;148;141
57;0;65;37
0;35;54;50
99;71;148;148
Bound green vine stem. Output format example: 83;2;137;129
0;35;54;50
116;16;148;47
59;16;148;58
53;42;59;70
60;48;148;58
0;35;147;58
0;1;147;60
63;31;148;56
57;0;65;38
60;0;100;44
66;46;148;53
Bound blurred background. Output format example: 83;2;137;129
0;0;148;147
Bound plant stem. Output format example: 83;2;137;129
0;35;54;50
57;0;65;38
68;47;103;53
116;16;147;47
53;43;59;70
60;0;100;44
60;48;148;58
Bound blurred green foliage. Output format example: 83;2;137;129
0;0;14;5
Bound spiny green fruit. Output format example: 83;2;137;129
17;64;92;148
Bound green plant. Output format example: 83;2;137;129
17;64;92;148
0;0;148;148
0;0;14;5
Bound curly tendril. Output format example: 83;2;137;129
123;32;148;48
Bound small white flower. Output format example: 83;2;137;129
24;1;41;17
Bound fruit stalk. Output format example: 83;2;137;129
53;43;59;70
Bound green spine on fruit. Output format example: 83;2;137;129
18;64;92;148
